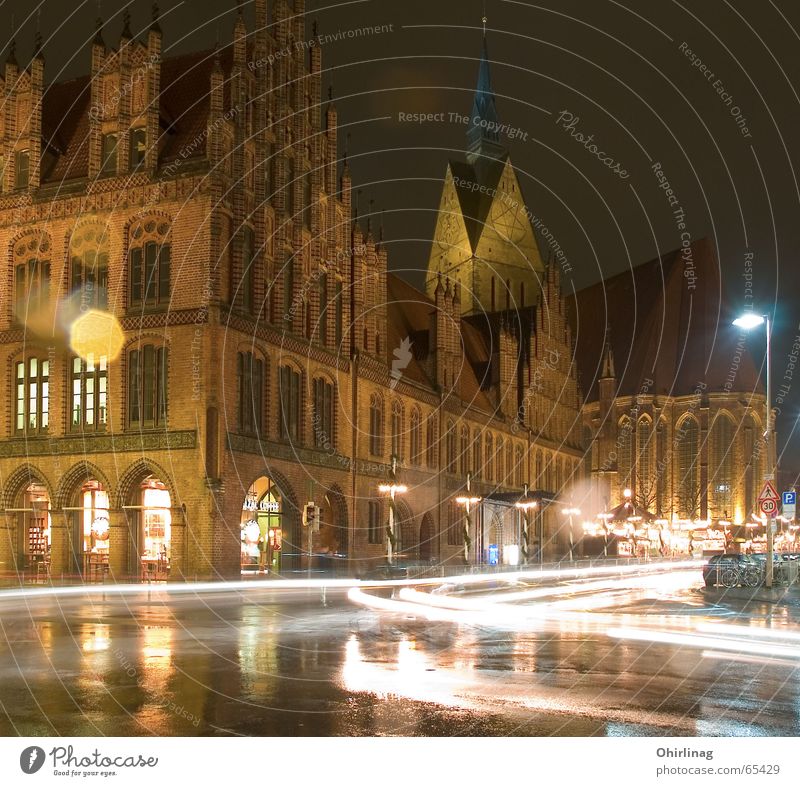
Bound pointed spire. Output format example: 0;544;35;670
466;22;506;166
435;271;444;297
151;2;162;33
94;14;105;46
6;36;17;67
121;8;132;41
33;11;43;59
601;336;616;379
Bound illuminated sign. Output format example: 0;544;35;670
243;499;280;513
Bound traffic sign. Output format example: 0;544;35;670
783;491;796;520
758;481;779;518
760;498;778;516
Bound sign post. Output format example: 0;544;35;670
759;480;779;587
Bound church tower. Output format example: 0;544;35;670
426;24;545;315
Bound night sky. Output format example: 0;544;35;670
5;0;800;471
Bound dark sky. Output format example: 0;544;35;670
5;0;800;471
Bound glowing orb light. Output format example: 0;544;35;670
70;309;124;362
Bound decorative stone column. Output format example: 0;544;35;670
108;509;131;582
169;505;187;581
0;513;19;576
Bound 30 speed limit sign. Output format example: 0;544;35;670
759;498;777;516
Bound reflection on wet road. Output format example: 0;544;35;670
0;566;798;736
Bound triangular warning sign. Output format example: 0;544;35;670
759;480;779;503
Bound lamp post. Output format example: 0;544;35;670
455;472;481;565
378;455;407;566
733;312;775;587
562;507;581;562
515;483;538;565
598;511;613;558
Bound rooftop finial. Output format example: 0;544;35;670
121;7;132;39
482;0;487;34
151;2;162;33
33;10;43;57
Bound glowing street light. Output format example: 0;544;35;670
379;455;407;566
515;484;539;565
733;311;775;587
455;472;481;564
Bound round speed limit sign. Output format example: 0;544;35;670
760;498;777;516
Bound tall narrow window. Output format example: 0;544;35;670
71;355;108;431
391;400;403;460
283;261;295;322
303;173;312;230
485;433;494;482
71;250;109;310
101;133;118;175
446;421;456;474
426;415;437;468
711;414;735;519
617;416;633;487
237;352;264;436
369;394;383;457
130;128;147;169
313;377;334;449
472;431;482;479
128;345;168;428
636;418;652;505
656;420;667;514
447;500;461;546
13;235;51;322
15;149;30;189
368;500;382;545
410;408;422;465
278;365;302;443
459;425;470;477
515;445;524;487
129;219;171;308
15;357;49;434
677;417;700;518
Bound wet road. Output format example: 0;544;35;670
0;567;799;736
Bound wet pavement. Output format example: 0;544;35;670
0;568;799;736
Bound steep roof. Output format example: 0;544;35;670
40;45;233;184
387;273;494;411
567;237;764;401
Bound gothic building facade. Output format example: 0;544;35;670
0;5;582;582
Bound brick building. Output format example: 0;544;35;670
0;5;584;582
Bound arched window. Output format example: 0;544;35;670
536;451;543;487
283;259;295;323
368;499;383;544
496;437;505;485
391;400;404;460
426;415;437;468
12;233;50;323
278;365;302;443
129;217;170;308
369;393;383;457
472;430;482;479
313;377;334;450
318;272;329;346
460;425;470;476
485;433;494;482
71;224;109;310
677;416;700;518
637;417;652;506
446;420;457;474
744;415;762;516
410;408;422;465
240;226;255;314
656;420;667;514
711;413;735;519
128;344;168;428
506;442;513;486
238;352;265;436
617;416;633;488
515;445;524;487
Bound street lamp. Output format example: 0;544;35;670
515;483;538;565
733;312;775;587
455;472;481;564
562;507;581;561
378;455;407;566
598;511;613;558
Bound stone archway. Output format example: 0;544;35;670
419;512;435;562
0;465;54;576
321;484;349;557
394;498;416;558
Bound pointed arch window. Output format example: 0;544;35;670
472;430;483;479
410;408;422;465
237;352;265;436
677;416;700;518
391;400;404;460
313;377;335;449
711;414;735;518
369;394;383;457
129;218;171;308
